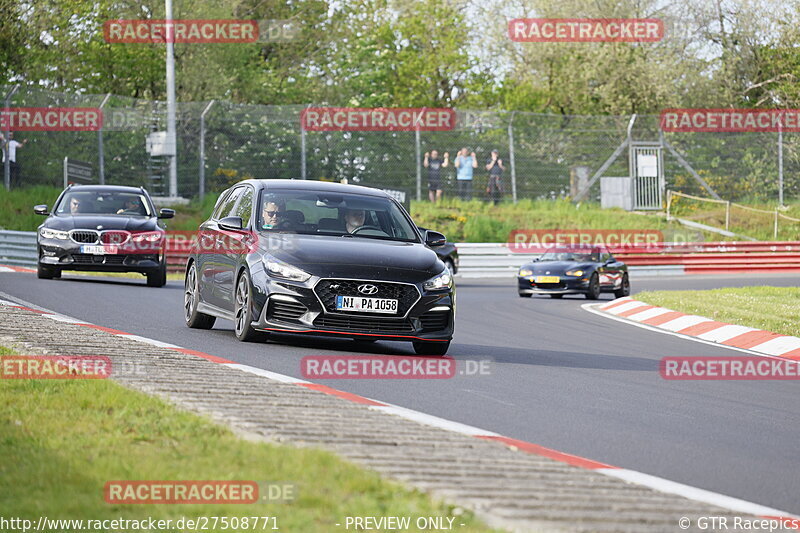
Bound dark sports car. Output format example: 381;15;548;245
183;179;454;355
517;246;630;299
34;184;174;286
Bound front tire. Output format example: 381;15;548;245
184;262;216;329
518;292;532;298
549;294;563;299
234;270;266;342
614;274;631;298
37;264;60;279
147;257;167;287
584;273;600;300
412;340;450;356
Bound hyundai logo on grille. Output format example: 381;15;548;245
358;284;379;295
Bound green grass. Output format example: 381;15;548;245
3;185;784;242
411;198;687;242
0;344;495;532
636;287;800;337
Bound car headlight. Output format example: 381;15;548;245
424;270;453;291
518;268;533;277
565;269;584;277
264;258;311;282
131;231;163;243
39;228;69;240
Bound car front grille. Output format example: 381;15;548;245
419;310;450;332
70;230;99;244
267;299;307;323
536;282;566;290
313;315;415;334
100;230;130;245
314;279;420;316
70;254;128;265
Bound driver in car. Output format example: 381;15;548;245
261;199;285;229
344;208;366;233
116;197;143;215
69;196;83;214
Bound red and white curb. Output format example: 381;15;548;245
0;265;36;273
589;297;800;360
0;295;798;524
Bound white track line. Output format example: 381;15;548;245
0;294;796;519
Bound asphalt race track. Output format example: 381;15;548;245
2;271;799;514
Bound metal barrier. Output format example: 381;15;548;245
3;232;799;277
0;231;38;267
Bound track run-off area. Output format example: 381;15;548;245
1;270;799;516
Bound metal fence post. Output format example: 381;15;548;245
301;105;309;180
3;84;20;190
415;127;421;201
97;93;112;185
508;111;517;203
778;125;784;206
198;99;215;201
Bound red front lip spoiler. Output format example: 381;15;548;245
256;325;450;342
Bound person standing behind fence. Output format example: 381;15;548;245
1;133;27;188
454;148;477;201
485;149;505;205
423;150;449;203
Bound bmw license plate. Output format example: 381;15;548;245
336;295;398;314
81;245;107;255
535;276;560;283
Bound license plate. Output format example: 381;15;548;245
336;296;398;314
81;245;107;255
535;276;560;283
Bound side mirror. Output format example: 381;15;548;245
158;208;175;219
218;216;244;231
34;204;49;216
425;230;447;247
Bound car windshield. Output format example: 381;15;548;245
55;191;151;217
257;189;419;243
539;249;602;262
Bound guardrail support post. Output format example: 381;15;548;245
725;201;730;231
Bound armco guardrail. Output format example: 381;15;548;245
0;230;38;268
3;232;800;277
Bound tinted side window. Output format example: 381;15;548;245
212;189;233;219
233;187;254;228
215;188;243;220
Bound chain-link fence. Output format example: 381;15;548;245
2;85;798;205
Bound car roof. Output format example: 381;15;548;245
65;185;149;194
239;179;390;198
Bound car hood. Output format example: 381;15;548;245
260;233;442;282
43;215;158;232
522;261;595;274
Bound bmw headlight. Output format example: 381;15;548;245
518;268;533;277
39;228;69;240
264;257;311;282
565;269;584;277
424;270;453;291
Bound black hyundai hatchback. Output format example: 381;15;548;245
34;184;174;286
183;180;455;355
